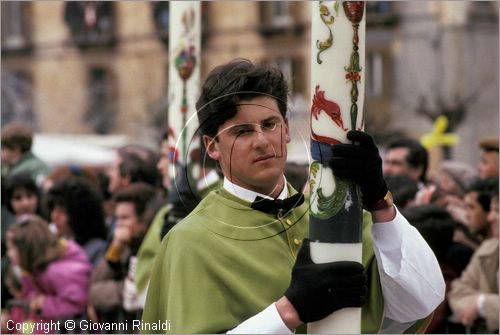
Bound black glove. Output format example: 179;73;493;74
330;130;388;208
284;239;367;323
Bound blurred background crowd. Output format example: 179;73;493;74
1;1;498;334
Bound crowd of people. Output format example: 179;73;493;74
382;135;499;333
0;59;498;334
1;122;218;333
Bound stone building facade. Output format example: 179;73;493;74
1;1;498;167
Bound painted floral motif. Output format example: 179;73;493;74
175;45;197;114
173;7;198;160
343;1;364;131
309;161;348;219
316;1;340;64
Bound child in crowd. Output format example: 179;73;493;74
2;173;43;315
3;215;92;332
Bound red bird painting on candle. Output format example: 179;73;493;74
311;84;347;144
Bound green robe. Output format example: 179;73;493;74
136;204;171;295
142;186;430;333
136;179;223;296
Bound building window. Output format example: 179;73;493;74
64;2;116;49
151;1;169;47
367;52;384;98
291;57;306;96
148;62;169;141
84;67;116;134
259;2;303;37
1;71;35;125
467;2;498;26
277;57;293;88
1;2;31;51
269;57;306;96
366;2;398;28
270;1;292;27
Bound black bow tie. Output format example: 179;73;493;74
251;193;305;216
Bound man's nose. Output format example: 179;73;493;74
251;130;271;149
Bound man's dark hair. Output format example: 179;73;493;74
196;58;289;138
117;149;159;187
387;137;428;183
1;123;33;153
467;177;499;212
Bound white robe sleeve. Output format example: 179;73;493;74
227;303;294;334
372;206;446;322
229;207;445;333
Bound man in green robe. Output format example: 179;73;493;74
136;131;222;303
142;59;445;333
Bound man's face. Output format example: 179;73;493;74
478;151;499;179
156;140;171;189
115;202;148;242
108;155;125;194
204;96;290;197
464;191;489;235
1;146;20;166
383;147;420;182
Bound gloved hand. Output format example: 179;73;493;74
330;130;388;209
284;239;367;323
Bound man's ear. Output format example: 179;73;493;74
284;118;291;143
203;135;221;160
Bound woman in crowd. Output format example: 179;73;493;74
45;176;108;265
5;173;43;219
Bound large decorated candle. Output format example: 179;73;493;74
308;1;365;333
168;1;201;166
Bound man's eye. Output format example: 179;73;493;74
262;122;276;130
239;130;252;136
235;128;253;135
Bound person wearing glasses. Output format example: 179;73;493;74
142;59;445;333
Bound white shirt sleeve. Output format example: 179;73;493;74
372;206;446;323
227;303;293;334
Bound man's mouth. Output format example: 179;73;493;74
254;154;275;162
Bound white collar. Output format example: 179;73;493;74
196;169;221;191
223;176;288;202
